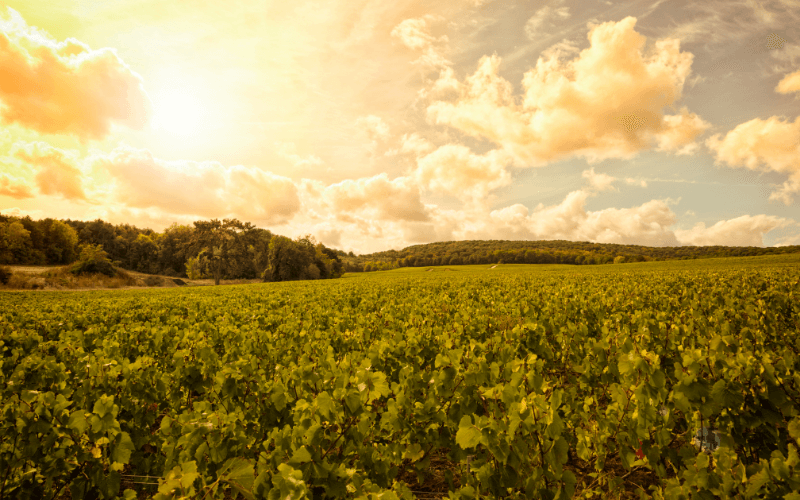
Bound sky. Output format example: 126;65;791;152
1;0;799;253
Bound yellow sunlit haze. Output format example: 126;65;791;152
151;89;205;137
1;0;800;252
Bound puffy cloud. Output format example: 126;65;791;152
582;167;616;191
427;17;708;165
0;173;33;199
456;189;788;247
391;16;450;68
472;190;680;246
675;215;790;246
14;142;87;200
525;2;571;40
706;115;800;204
0;8;150;139
399;133;435;156
431;66;461;97
655;108;711;154
391;17;440;51
355;115;391;142
415;144;512;202
776;69;800;95
275;142;324;168
0;206;42;219
322;173;429;222
93;145;300;223
316;226;342;247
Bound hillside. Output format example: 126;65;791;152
342;239;800;271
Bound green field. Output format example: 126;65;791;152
2;254;800;499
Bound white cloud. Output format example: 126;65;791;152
400;133;435;155
415;144;512;203
275;142;324;168
355;115;391;142
322;173;429;222
675;215;790;246
427;17;709;166
525;2;571;40
391;16;450;68
706;115;800;204
582;168;616;191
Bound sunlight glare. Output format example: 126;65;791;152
152;90;205;136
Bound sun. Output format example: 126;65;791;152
152;89;205;136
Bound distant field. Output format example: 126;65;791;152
2;254;799;499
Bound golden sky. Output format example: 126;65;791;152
1;0;799;252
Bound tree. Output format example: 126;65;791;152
252;229;274;277
70;244;115;276
128;233;159;273
263;235;310;282
0;220;32;264
158;223;194;276
192;219;251;285
41;219;79;264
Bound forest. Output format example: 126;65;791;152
2;213;799;280
0;215;343;283
345;239;800;271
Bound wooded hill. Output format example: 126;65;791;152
341;239;800;271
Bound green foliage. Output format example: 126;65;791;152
264;235;316;282
2;254;800;498
185;256;204;279
69;243;116;276
0;265;11;284
0;219;32;264
345;238;800;272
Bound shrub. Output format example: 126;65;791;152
144;275;163;287
70;244;116;277
0;266;11;285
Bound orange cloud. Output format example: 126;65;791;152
427;17;708;165
706;115;800;204
415;144;512;202
322;173;429;222
93;145;300;223
0;8;150;139
776;69;800;95
14;141;87;200
0;173;33;199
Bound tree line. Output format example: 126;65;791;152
0;214;343;283
3;213;799;279
340;239;800;271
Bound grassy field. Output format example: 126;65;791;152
2;254;799;499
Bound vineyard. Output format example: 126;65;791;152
1;255;800;499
